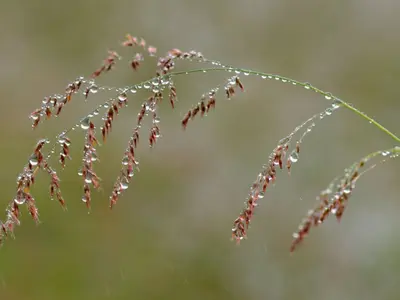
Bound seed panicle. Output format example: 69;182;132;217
1;34;399;252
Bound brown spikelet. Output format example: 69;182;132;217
289;157;379;252
122;34;138;47
91;50;120;78
169;86;177;108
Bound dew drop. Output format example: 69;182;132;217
85;174;92;184
80;117;90;130
381;151;390;157
261;75;267;79
30;114;40;121
118;93;127;102
278;136;291;145
325;108;333;116
160;78;170;85
289;151;299;163
29;155;39;166
89;85;98;93
324;93;333;100
120;179;129;190
14;198;26;205
130;88;137;94
122;156;129;166
343;187;351;194
331;100;341;109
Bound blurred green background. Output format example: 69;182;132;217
0;0;399;299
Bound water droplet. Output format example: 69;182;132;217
89;85;98;93
381;151;390;157
30;114;40;121
324;93;333;100
160;78;169;85
29;155;39;166
343;187;351;194
120;179;129;190
122;156;129;166
118;93;127;102
128;170;134;178
14;198;26;205
77;169;83;176
153;117;161;124
85;174;92;184
289;151;299;163
80;117;90;130
81;196;87;203
331;99;341;109
304;83;311;89
325;108;333;116
130;88;137;94
234;70;241;74
261;75;267;79
258;192;265;199
243;72;249;76
143;83;151;89
278;136;291;145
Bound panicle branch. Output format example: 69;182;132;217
290;147;400;252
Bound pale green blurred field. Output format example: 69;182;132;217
0;1;399;299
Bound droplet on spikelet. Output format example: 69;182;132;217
120;178;129;190
80;117;90;130
89;84;98;94
118;93;128;102
289;151;299;163
325;108;333;116
29;154;39;166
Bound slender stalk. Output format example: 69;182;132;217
167;66;400;144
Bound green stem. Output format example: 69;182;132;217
167;66;400;144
